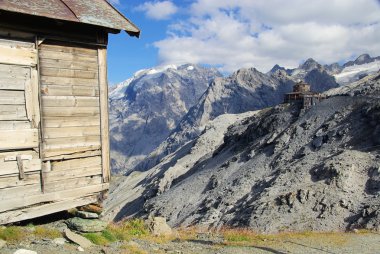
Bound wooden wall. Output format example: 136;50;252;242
0;32;109;224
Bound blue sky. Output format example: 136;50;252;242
107;0;380;85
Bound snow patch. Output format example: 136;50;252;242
334;60;380;85
187;65;195;71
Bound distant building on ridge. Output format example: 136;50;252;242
284;81;326;109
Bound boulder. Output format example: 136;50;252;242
64;228;93;248
146;217;173;236
65;217;107;233
52;238;67;245
76;211;99;219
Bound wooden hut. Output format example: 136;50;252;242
0;0;140;224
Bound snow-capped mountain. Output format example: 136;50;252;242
109;64;222;174
334;56;380;85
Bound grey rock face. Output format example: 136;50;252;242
135;64;339;172
109;64;222;174
104;73;380;233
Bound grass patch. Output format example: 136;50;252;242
34;226;61;239
107;219;148;241
83;219;150;246
0;226;24;242
83;232;110;246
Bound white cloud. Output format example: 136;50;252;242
154;0;380;72
136;1;178;20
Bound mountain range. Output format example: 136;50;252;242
109;54;379;175
105;70;380;233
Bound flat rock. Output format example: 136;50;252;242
66;217;107;233
52;238;67;245
13;250;37;254
0;239;6;248
76;211;99;219
64;228;93;248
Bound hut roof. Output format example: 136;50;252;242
0;0;140;37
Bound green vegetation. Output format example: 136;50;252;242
83;219;149;246
0;226;23;242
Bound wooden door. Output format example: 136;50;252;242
0;38;42;199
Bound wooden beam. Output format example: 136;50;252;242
98;48;110;183
0;183;108;213
0;105;27;121
0;44;37;66
0;158;41;176
0;129;39;150
0;196;99;224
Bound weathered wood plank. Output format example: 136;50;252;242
39;50;98;63
0;173;40;189
39;44;98;56
44;166;101;182
39;58;98;70
41;84;99;97
42;149;101;161
0;184;41;201
42;106;99;117
0;38;35;48
0;129;38;150
40;67;98;79
0;121;31;130
98;48;110;183
44;126;100;139
42;96;99;107
44;176;102;193
43;135;101;150
51;156;101;171
0;183;108;214
43;116;100;128
0;90;25;104
40;76;99;87
0;159;41;176
0;105;27;121
0;77;27;90
0;196;99;224
0;64;30;78
0;44;37;66
26;69;40;128
0;151;38;160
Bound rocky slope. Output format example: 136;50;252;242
109;64;222;174
134;62;339;172
105;71;380;233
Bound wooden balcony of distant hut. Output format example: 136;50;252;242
284;81;326;109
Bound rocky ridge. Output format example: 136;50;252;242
109;64;222;174
105;71;380;233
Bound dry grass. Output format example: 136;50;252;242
34;226;62;239
0;226;24;243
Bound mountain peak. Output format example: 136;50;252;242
269;64;286;74
301;58;321;71
355;54;371;64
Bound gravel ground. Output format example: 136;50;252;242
1;232;380;254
